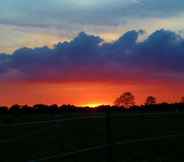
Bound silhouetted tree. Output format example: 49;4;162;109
22;105;34;113
0;106;8;113
180;97;184;104
49;104;59;113
145;96;157;105
114;92;135;108
9;104;21;113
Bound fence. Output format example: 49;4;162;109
1;111;184;162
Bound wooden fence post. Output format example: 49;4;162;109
105;108;113;162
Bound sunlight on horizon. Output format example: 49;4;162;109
81;103;105;108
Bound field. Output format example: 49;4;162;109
1;112;184;162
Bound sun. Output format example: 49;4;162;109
82;103;102;108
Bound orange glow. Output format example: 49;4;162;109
0;81;184;106
81;103;104;108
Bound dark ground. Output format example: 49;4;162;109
1;112;184;162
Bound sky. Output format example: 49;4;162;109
0;0;184;106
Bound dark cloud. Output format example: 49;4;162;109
0;29;184;83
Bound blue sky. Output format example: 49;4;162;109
0;0;184;52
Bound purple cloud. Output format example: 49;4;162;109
0;29;184;83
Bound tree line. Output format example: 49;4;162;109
0;92;184;114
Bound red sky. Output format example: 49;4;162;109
1;81;183;106
1;30;184;106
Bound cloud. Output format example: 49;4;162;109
0;29;184;83
0;0;184;28
1;0;184;53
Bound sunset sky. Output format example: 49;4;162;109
0;0;184;106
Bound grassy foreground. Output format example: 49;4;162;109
1;112;184;162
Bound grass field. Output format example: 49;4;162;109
1;112;184;162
